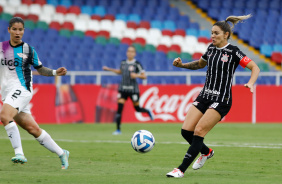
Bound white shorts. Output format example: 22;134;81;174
2;87;32;114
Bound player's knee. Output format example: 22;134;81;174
194;126;205;137
0;112;12;125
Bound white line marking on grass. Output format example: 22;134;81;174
0;137;281;149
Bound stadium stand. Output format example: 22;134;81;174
0;0;278;85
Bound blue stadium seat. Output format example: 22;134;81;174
186;29;199;37
93;6;106;16
116;14;127;21
118;6;131;15
163;21;176;31
60;0;72;7
72;0;85;7
85;0;96;7
199;29;211;38
151;20;163;30
260;44;273;57
127;14;141;23
81;6;93;15
47;0;59;6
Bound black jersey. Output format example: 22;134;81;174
198;43;251;104
118;59;144;93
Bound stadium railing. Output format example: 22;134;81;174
56;71;282;86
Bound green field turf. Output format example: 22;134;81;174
0;123;281;184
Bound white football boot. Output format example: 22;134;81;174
166;168;184;178
192;148;214;170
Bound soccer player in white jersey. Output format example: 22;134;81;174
166;15;260;178
0;17;69;169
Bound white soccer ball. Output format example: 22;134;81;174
131;130;155;153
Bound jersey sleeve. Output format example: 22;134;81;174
31;47;43;69
201;43;212;62
136;61;145;74
234;47;251;68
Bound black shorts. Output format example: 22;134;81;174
118;91;140;102
193;96;232;119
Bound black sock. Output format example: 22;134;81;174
181;129;210;155
115;103;124;131
178;135;204;173
134;106;149;113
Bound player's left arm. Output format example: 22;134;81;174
37;66;67;76
244;60;260;93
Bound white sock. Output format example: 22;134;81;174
36;130;64;156
5;122;24;155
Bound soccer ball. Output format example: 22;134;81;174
131;130;155;153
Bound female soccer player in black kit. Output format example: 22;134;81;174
103;46;154;135
166;14;260;178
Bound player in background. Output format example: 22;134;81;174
0;17;69;169
166;14;260;178
103;46;154;135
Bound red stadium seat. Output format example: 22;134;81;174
170;44;181;54
134;37;146;46
26;14;39;22
162;30;174;37
61;21;74;31
174;29;186;37
98;30;110;38
14;13;26;20
85;30;98;38
49;21;61;30
127;21;138;29
91;15;102;21
22;0;33;5
68;6;81;15
121;37;133;45
192;52;203;60
103;14;115;21
139;21;150;29
198;37;212;44
157;44;169;54
271;52;282;65
0;6;3;14
34;0;46;6
56;6;68;14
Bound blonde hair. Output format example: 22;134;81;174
213;14;252;39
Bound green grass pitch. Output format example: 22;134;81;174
0;123;281;184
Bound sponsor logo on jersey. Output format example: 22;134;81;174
128;65;134;72
17;53;28;59
209;102;219;109
192;101;199;106
205;89;220;95
221;54;229;62
0;58;19;70
236;51;244;60
223;48;232;52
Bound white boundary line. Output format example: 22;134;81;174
0;137;281;149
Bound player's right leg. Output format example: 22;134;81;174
14;112;69;169
113;97;126;135
0;103;27;164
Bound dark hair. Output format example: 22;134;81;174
128;45;136;52
213;14;252;39
9;17;24;29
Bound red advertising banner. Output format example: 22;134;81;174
1;85;281;123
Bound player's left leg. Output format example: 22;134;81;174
133;101;154;121
14;112;69;169
177;109;220;174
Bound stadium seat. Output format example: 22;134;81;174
151;20;163;30
134;37;146;46
162;30;174;37
115;14;127;22
139;21;150;29
85;30;97;39
49;21;61;30
167;51;179;59
56;5;68;14
91;15;102;21
39;13;52;24
98;30;110;39
128;14;141;23
81;5;92;15
34;0;46;6
100;20;113;31
174;29;186;37
157;45;169;54
68;6;81;15
121;37;133;45
87;20;100;32
192;52;202;60
260;44;273;57
22;0;33;6
14;13;26;20
26;14;39;22
123;28;136;40
135;28;148;40
186;28;199;37
108;37;120;45
36;21;49;30
104;14;115;21
198;37;212;44
170;44;182;54
52;13;65;24
163;21;176;31
4;5;17;15
271;52;282;65
127;21;138;29
144;44;156;53
113;20;127;32
159;36;172;47
29;4;42;16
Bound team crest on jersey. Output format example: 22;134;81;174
128;65;134;71
17;53;28;59
221;54;229;62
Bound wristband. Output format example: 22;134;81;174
52;70;57;76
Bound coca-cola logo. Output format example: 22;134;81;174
136;86;202;121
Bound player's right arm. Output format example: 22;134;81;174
173;57;206;70
103;66;121;74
